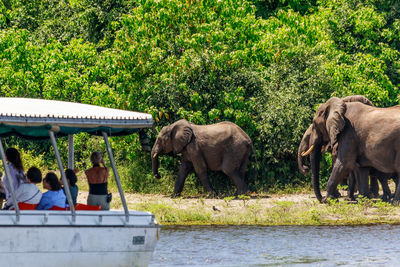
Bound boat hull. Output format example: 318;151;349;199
0;211;160;267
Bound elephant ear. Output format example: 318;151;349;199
326;97;346;146
171;123;193;154
342;95;374;106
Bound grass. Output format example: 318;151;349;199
107;191;400;226
35;167;400;226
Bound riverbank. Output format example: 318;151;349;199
77;189;400;226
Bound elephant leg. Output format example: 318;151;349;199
354;167;371;198
197;171;216;197
172;161;193;197
370;176;379;198
347;172;356;201
393;173;400;202
238;154;250;194
192;161;216;197
224;169;249;195
392;176;399;198
378;177;391;202
326;160;352;200
239;153;249;181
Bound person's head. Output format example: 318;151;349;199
43;172;61;191
65;169;77;186
90;151;103;166
5;147;23;171
26;167;42;184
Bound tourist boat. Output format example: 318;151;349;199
0;98;159;267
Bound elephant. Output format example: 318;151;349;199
300;95;400;202
297;121;394;201
151;119;256;197
345;166;397;202
367;169;398;201
298;124;341;199
298;95;374;201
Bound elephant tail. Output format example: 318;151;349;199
250;142;258;180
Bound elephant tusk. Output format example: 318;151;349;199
301;145;314;157
153;153;158;158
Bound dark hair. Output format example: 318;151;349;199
65;169;77;186
27;167;42;184
6;147;23;171
44;172;61;191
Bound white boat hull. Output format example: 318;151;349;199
0;210;160;267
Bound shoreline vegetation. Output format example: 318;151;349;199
78;189;400;226
2;0;400;196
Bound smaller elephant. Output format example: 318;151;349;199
350;168;399;202
151;119;256;197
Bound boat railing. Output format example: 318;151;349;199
0;130;132;223
0;210;157;226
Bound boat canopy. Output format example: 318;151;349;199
0;98;153;138
0;97;153;220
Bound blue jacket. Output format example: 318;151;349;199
36;189;66;210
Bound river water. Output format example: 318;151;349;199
149;225;400;266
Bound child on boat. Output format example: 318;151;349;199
61;169;79;205
36;172;66;210
3;166;43;210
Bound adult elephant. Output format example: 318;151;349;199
298;122;396;201
297;95;382;201
301;95;400;202
151;119;256;197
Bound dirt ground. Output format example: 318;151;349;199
76;190;316;211
76;186;400;225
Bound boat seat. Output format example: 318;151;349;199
48;204;101;211
17;202;38;210
74;203;102;210
16;203;101;211
49;205;68;210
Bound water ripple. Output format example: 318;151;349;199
149;225;400;266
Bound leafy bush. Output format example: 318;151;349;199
0;0;399;195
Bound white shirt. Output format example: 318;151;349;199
4;183;42;209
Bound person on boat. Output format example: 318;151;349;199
36;172;66;210
0;172;5;208
3;148;26;201
61;169;79;205
3;166;43;210
85;151;110;210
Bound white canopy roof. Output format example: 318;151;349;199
0;98;153;138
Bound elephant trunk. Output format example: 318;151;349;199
298;132;311;175
310;144;323;202
151;147;161;179
298;147;310;175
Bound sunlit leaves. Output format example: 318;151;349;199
0;0;400;193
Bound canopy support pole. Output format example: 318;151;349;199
68;134;74;170
102;132;129;222
0;137;20;222
49;131;76;222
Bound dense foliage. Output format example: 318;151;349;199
0;0;399;194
